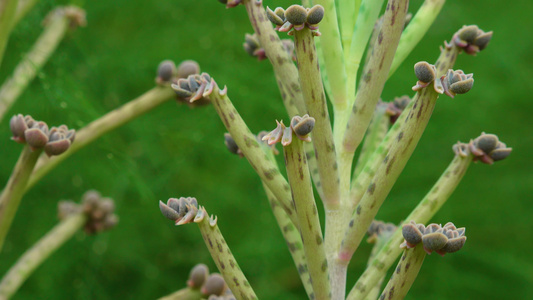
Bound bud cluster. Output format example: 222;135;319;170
159;197;199;225
401;221;466;256
58;190;118;235
156;59;200;86
171;73;213;106
10;114;75;156
384;96;411;124
262;114;315;146
412;62;474;97
266;5;325;33
452;25;493;55
243;33;296;61
367;220;397;244
469;133;512;164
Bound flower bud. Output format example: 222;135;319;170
401;221;424;248
442;69;474;98
266;7;286;26
188;264;209;289
285;5;308;26
290;114;315;142
412;62;437;91
44;125;75;156
453;25;493;55
469;133;512;164
156;60;176;83
306;5;325;26
159;197;199;225
24;121;49;149
177;60;200;79
201;273;227;296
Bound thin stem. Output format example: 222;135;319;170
206;88;297;226
12;0;38;26
283;138;330;300
0;213;86;299
0;7;70;122
242;0;306;117
157;287;202;300
388;0;446;78
0;146;42;251
378;246;426;300
27;86;175;190
195;207;258;300
340;0;409;178
352;104;389;179
0;0;18;68
339;0;361;60
363;231;394;300
347;153;472;300
312;0;348;108
293;27;340;209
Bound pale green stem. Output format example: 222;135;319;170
243;0;306;117
340;0;409;183
293;27;340;209
345;0;386;102
304;142;325;201
157;288;202;300
283;138;330;300
389;0;446;78
195;207;258;300
206;88;297;226
339;84;439;265
26;86;175;191
347;153;472;300
339;0;361;60
0;8;70;122
352;103;389;179
12;0;38;26
378;246;426;300
363;231;394;300
0;0;18;68
312;0;348;108
0;146;42;252
0;213;86;299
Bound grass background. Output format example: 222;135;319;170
0;0;532;299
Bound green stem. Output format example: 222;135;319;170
157;287;202;300
340;0;409;178
345;0;386;102
26;86;175;191
12;0;38;26
0;213;86;299
242;0;306;117
339;0;361;60
0;0;18;68
347;153;472;300
283;138;330;300
363;231;394;300
195;207;258;300
206;88;297;226
352;103;389;179
378;246;426;300
312;0;348;108
294;27;340;209
388;0;446;78
0;146;42;252
0;7;70;122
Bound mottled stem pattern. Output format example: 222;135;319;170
0;8;70;122
243;0;305;117
196;208;258;300
0;213;87;299
389;0;446;77
283;138;330;300
207;90;297;226
378;246;426;300
293;27;339;209
27;86;175;190
0;146;42;251
347;153;472;300
340;0;409;186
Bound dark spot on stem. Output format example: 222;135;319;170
368;183;376;195
386;156;396;175
357;205;362;215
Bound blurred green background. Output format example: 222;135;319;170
1;0;532;299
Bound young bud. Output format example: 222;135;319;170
156;60;176;84
285;5;308;26
201;273;227;296
224;133;242;157
24;121;49;149
177;60;200;79
442;69;474;98
159;197;199;225
469;132;512;164
266;7;286;26
453;25;493;55
188;264;209;289
44;125;76;156
412;62;437;91
306;5;325;26
401;221;424;248
290;114;315;142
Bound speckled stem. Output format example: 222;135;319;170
0;8;70;122
0;146;42;252
339;84;439;265
157;287;202;300
207;90;297;226
349;42;460;210
26;86;175;191
345;0;386;102
0;213;86;299
346;153;472;300
294;27;340;209
312;0;348;108
378;246;426;300
283;138;330;300
195;208;258;300
262;183;314;299
363;232;393;300
0;0;18;68
340;0;409;181
352;104;389;179
304;142;325;202
389;0;446;78
243;0;305;117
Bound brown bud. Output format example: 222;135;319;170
177;60;200;79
